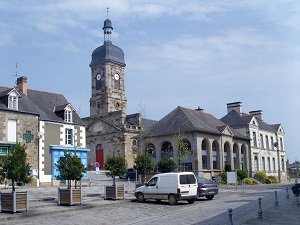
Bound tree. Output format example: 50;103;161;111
158;157;177;173
134;153;154;183
104;154;127;186
2;144;31;192
172;129;192;171
55;150;87;188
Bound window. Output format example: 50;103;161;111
65;128;73;145
180;174;196;184
262;157;265;171
64;109;72;123
260;134;264;148
202;141;208;169
148;177;158;186
254;156;258;171
273;158;276;171
252;132;257;147
280;138;283;150
271;137;274;150
267;157;271;171
8;95;18;110
266;136;269;149
7;119;17;142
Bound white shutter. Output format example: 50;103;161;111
8;119;17;142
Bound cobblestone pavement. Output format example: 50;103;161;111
0;172;297;225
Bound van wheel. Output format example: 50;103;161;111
168;194;177;205
206;195;214;200
187;198;196;204
137;192;145;202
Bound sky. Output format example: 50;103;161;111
0;0;299;161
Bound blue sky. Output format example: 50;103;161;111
0;0;299;161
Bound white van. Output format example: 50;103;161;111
135;172;197;205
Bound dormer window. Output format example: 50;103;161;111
8;93;18;110
64;109;72;123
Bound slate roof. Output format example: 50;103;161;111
0;86;84;125
90;42;125;66
142;106;248;139
221;110;281;133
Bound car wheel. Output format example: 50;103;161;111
187;198;196;204
168;194;177;205
136;192;145;202
206;195;214;200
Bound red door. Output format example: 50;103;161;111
96;144;104;169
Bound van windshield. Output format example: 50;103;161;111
179;174;196;184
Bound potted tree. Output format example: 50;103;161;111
0;143;31;213
104;154;127;200
55;150;87;206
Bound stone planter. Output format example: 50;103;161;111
104;184;125;200
57;188;82;206
0;191;28;213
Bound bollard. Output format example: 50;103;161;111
128;177;130;185
228;208;233;225
285;186;290;199
257;197;263;218
274;191;279;206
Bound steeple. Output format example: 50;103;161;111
103;7;113;43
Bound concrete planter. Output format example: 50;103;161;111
104;184;125;200
0;191;29;213
57;188;82;206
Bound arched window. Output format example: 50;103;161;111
212;141;219;170
161;141;173;158
145;143;156;158
202;140;209;169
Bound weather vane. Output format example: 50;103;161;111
13;62;19;86
106;6;109;18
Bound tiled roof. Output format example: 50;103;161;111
142;106;248;139
0;86;84;125
221;110;279;133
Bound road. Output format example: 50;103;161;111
1;173;288;225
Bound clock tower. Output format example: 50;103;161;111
89;18;127;119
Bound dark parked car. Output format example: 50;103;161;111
119;169;137;180
197;177;219;200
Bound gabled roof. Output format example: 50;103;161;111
221;110;280;133
142;106;247;139
0;86;84;125
53;103;75;112
0;87;21;98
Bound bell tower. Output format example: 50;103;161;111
89;17;127;119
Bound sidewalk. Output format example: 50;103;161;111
237;189;300;225
0;172;137;222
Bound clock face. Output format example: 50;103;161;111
96;73;102;81
114;73;120;80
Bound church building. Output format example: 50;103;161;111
83;18;155;169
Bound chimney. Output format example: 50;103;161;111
17;76;27;95
249;110;263;121
227;102;242;114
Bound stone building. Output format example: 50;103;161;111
221;102;287;181
83;18;155;169
0;76;89;186
137;106;250;179
83;18;287;182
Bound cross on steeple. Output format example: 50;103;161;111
106;6;109;18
